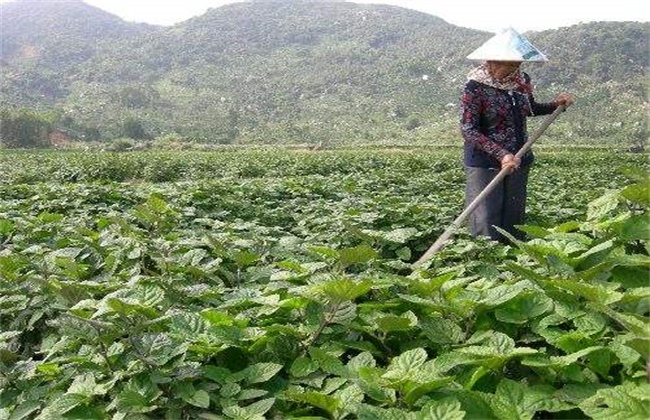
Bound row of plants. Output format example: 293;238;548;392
0;149;648;418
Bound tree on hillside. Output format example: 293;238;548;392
0;109;51;148
121;117;149;140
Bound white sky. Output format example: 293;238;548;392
1;0;648;32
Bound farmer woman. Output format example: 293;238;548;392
460;28;574;242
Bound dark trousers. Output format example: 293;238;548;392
464;165;530;243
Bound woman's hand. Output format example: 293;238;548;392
501;153;521;174
554;93;575;107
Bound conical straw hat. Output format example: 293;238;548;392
467;27;548;62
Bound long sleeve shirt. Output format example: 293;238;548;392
460;74;558;168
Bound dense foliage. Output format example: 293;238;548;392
0;148;648;418
0;1;647;146
0;109;52;148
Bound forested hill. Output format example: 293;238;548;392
0;0;155;69
0;0;647;146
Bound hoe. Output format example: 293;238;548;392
413;104;568;269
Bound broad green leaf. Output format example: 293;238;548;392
381;227;418;243
493;379;533;420
67;373;105;397
275;259;307;273
222;404;260;420
592;303;650;336
319;277;372;302
573;312;607;335
0;219;14;238
483;397;525;420
588;348;615;377
106;297;159;319
290;392;340;415
575;240;615;269
0;255;30;281
555;383;608;405
147;194;169;212
35;362;62;376
309;347;347;376
203;365;231;384
60;405;106;419
330;300;357;325
396;246;412;261
617;214;650;241
137;333;187;366
620;287;650;305
376;311;417;332
495;293;553;324
220;383;241;398
7;400;40;420
550;279;623;305
408;271;457;295
521;384;573;413
432;351;481;374
37;212;64;223
609;339;642;371
587;191;620;221
237;389;268;400
186;390;210;408
113;377;162;413
621;181;650;206
308;246;340;260
290;356;319;378
233;250;259;267
418;399;465;420
357;366;396;403
335;384;364;413
242;397;276;417
477;281;531;307
447;390;498;420
233;362;283;385
541;329;596;354
404;377;455;406
251;294;281;306
580;382;650;420
457;331;538;365
48;247;83;259
357;404;417;420
523;346;605;368
35;394;86;420
465;331;515;353
321;376;347;394
200;309;236;326
180;248;208;266
347;352;376;370
619;166;649;183
420;316;465;344
607;254;650;269
339;245;377;266
169;311;208;336
504;261;548;285
409;360;443;383
383;348;428;381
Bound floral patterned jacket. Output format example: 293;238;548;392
460;73;558;168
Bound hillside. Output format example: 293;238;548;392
0;0;157;106
0;0;647;146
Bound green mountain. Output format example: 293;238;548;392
0;0;156;105
0;0;647;145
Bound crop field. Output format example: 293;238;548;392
0;148;648;419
